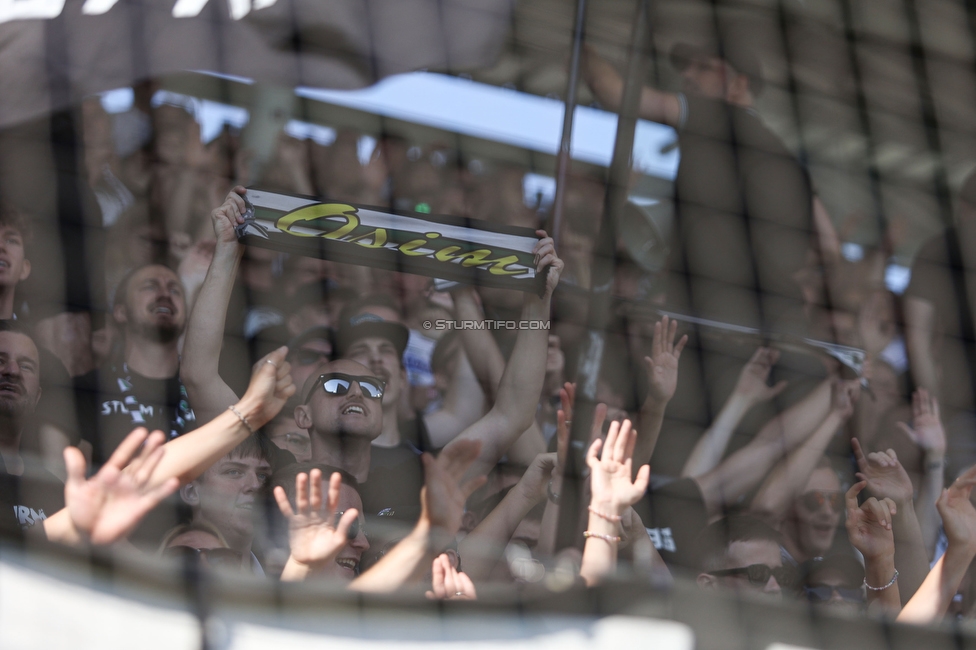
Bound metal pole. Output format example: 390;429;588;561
555;0;650;550
549;0;588;245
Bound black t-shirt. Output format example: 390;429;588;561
0;455;64;535
74;360;197;465
669;94;813;329
905;227;976;411
360;442;425;521
358;414;436;520
632;476;709;574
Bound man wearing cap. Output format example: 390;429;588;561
185;188;564;522
583;33;823;331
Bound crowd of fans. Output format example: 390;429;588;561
2;34;976;628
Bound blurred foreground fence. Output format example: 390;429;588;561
3;541;975;650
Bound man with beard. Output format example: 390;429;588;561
74;264;196;465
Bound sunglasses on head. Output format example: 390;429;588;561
804;584;865;603
162;546;244;569
304;373;385;403
711;564;798;589
799;490;844;512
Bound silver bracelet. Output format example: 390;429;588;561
228;405;254;434
547;478;561;505
864;569;898;591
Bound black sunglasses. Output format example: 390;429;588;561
804;584;865;603
711;564;798;589
163;546;244;569
334;510;365;541
304;373;385;403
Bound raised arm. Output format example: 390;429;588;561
423;350;486;448
45;351;291;545
581;44;682;127
750;381;855;523
449;285;546;462
579;419;651;586
459;451;554;581
634;316;687;469
681;347;787;477
421;288;488;447
852;439;929;604
898;465;976;624
897;389;948;559
694;377;834;517
147;347;294;488
845;481;901;613
43;428;180;546
536;384;607;558
349;440;485;593
904;296;940;398
180;186;248;423
446;232;563;479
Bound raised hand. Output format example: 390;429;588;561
64;428;180;545
274;469;359;574
533;230;564;300
421;440;487;539
852;438;914;506
211;185;248;245
938;465;976;553
897;389;947;460
238;346;295;431
425;553;477;600
555;382;607;476
831;379;859;419
586;419;651;515
515;451;557;504
733;347;787;405
643;315;688;405
845;480;896;561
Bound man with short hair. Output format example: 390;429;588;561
178;434;275;575
186;188;563;523
696;515;792;598
0;322;65;533
337;295;487;451
0;205;32;320
74;263;196;464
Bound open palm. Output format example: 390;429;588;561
587;420;651;512
64;428;179;545
274;469;358;569
938;464;976;552
644;316;687;404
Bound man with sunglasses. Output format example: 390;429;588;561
696;515;795;598
302;242;561;522
800;554;867;613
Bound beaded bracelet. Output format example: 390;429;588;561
228;405;254;434
583;531;621;544
587;506;622;523
864;569;898;591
